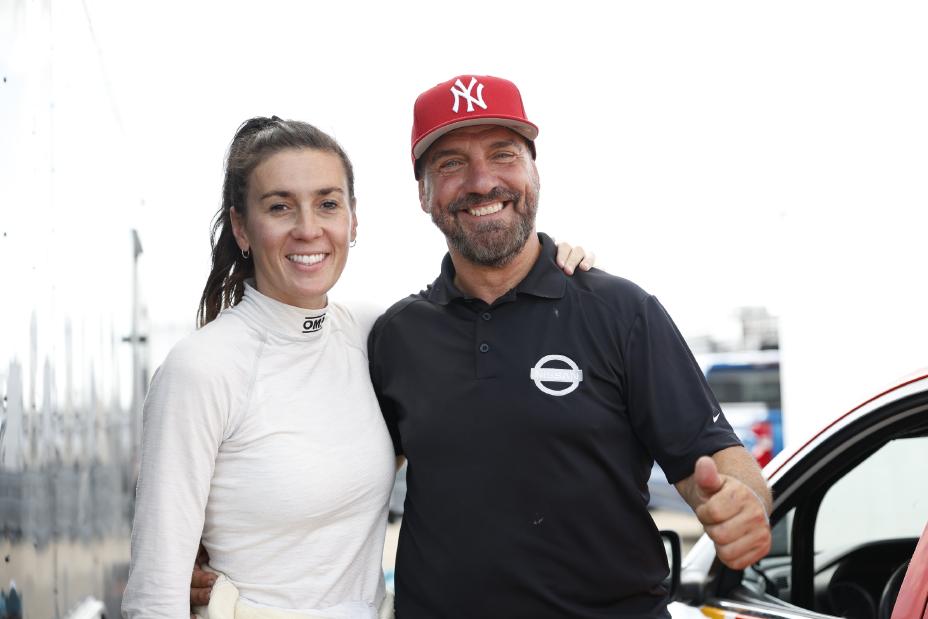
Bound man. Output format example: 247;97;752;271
367;75;771;618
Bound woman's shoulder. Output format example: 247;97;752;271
330;301;386;343
159;311;257;379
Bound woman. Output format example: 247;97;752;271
122;117;591;618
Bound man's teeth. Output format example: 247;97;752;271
467;202;504;217
287;254;326;265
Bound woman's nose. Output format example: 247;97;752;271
292;207;322;239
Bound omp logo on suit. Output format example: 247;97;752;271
302;315;325;334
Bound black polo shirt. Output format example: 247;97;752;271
368;233;740;619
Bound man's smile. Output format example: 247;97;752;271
466;201;507;217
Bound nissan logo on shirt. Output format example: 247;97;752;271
529;354;584;396
302;314;325;334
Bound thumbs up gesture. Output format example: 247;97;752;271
686;452;773;570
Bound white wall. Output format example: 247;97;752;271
4;0;927;451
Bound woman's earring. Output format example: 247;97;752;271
242;248;250;259
349;239;357;248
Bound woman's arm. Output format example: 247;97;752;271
555;240;595;274
122;341;229;618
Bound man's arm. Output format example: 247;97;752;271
674;446;773;570
190;543;215;611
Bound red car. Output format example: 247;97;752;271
666;371;928;619
891;519;928;618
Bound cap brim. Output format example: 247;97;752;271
412;116;539;160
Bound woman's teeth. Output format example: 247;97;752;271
468;202;504;217
287;254;326;265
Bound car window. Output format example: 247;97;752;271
770;507;793;557
750;436;928;614
815;436;928;553
752;508;796;600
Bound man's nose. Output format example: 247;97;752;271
462;157;497;196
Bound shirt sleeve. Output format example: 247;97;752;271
623;295;742;484
367;315;404;457
122;342;230;618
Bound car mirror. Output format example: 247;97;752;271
660;529;682;600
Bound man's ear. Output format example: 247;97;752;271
418;178;429;214
230;207;250;252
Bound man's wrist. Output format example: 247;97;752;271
745;485;771;524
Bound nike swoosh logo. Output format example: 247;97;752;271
712;412;721;423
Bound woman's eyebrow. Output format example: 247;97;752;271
258;187;344;200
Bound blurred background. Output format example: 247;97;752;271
1;1;927;616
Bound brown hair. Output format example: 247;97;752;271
197;116;356;327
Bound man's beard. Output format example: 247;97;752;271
430;184;539;268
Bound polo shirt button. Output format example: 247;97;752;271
481;312;492;321
479;342;490;353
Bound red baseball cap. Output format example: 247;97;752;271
411;75;539;178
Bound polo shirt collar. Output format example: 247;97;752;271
426;232;567;306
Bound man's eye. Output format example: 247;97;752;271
269;203;288;212
321;200;339;210
493;151;516;161
438;159;462;171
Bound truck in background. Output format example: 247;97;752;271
699;349;782;467
648;348;782;511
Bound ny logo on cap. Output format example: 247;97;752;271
450;77;488;113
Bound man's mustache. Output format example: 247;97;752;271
448;187;521;213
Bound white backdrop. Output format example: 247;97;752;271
3;0;927;448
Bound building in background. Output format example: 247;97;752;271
1;2;146;616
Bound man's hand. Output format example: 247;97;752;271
555;241;595;275
190;543;216;614
690;455;772;570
